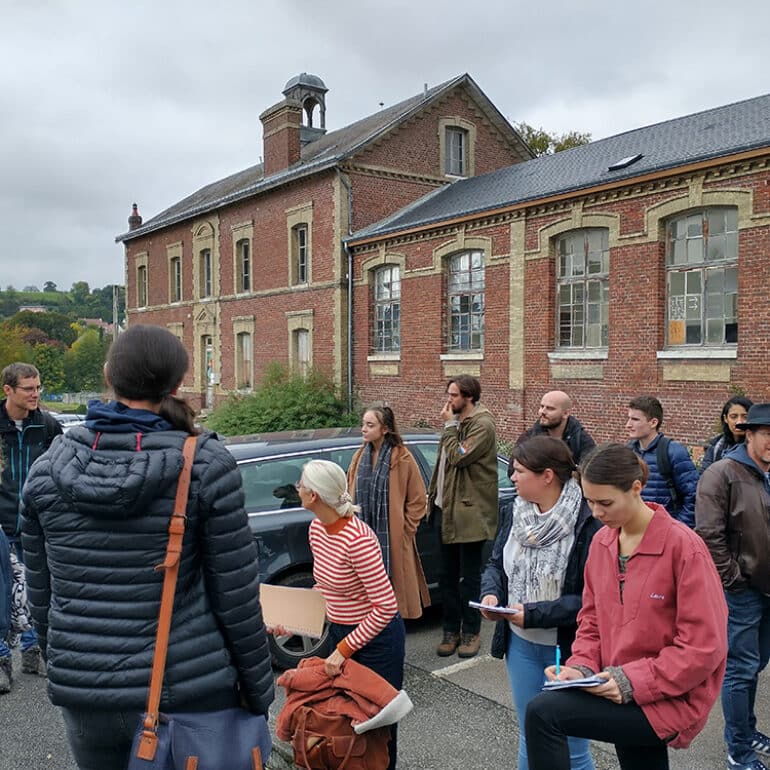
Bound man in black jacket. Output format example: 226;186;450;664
509;391;595;477
0;362;61;693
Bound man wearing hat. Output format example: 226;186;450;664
697;403;770;770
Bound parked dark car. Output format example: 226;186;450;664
225;427;515;668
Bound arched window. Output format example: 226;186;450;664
448;251;484;351
665;207;738;346
556;229;609;348
373;266;400;353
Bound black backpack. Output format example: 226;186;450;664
655;435;682;516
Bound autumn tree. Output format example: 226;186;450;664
516;122;591;157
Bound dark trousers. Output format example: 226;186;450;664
722;587;770;763
61;707;138;770
439;539;485;635
525;689;669;770
329;614;405;770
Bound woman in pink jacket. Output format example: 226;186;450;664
525;443;727;770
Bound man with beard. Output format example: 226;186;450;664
428;374;498;659
509;391;595;477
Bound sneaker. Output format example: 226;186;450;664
457;633;481;659
436;631;460;657
752;733;770;757
21;646;46;677
726;754;769;770
0;656;12;694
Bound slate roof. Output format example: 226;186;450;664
348;92;770;244
117;74;531;242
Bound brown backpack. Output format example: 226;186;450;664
289;705;390;770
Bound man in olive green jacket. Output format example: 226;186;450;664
428;374;498;659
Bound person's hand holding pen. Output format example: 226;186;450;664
543;664;623;704
479;595;524;626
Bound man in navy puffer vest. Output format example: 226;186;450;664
626;395;698;528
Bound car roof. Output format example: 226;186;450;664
223;426;438;461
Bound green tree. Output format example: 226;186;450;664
6;311;78;346
43;281;58;293
516;122;592;157
0;324;32;370
32;342;66;393
207;363;357;436
63;329;109;391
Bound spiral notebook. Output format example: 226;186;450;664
259;583;327;637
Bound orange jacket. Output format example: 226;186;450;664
276;657;409;740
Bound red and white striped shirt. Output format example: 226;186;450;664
309;515;398;657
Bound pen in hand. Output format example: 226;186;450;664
555;645;561;677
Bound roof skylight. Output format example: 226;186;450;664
607;153;643;171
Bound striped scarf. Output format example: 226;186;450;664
355;441;392;574
503;477;581;606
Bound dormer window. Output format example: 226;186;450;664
445;127;468;176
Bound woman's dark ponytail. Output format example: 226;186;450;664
106;326;198;434
159;393;198;435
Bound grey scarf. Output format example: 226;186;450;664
503;477;581;606
355;441;392;574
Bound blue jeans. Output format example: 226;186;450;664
722;587;770;763
329;614;405;770
506;631;594;770
61;706;138;770
0;537;37;657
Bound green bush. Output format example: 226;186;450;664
207;363;358;436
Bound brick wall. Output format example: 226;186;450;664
351;162;770;450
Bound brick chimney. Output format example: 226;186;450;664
128;203;142;230
260;99;303;177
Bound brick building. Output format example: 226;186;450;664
116;73;533;410
346;93;770;446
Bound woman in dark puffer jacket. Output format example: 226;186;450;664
21;325;273;770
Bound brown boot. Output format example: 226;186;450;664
457;633;481;658
436;631;461;657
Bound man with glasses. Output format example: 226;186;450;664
697;403;770;770
0;362;62;693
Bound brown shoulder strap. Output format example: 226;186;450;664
135;435;198;761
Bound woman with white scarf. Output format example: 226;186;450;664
480;435;601;770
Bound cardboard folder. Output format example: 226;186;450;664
259;583;327;637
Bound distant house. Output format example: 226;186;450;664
23;286;40;293
79;318;115;335
345;93;770;445
117;73;532;409
18;305;47;313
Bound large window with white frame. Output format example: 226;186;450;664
447;250;484;351
556;229;609;348
199;248;212;298
236;239;251;293
665;207;738;346
373;266;400;353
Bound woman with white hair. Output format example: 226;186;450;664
297;459;404;770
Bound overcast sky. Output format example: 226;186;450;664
3;0;769;292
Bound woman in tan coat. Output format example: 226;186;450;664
347;405;430;619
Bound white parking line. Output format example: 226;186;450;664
432;654;494;678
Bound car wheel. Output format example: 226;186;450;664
267;570;332;670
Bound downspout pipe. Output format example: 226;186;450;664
339;170;354;413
